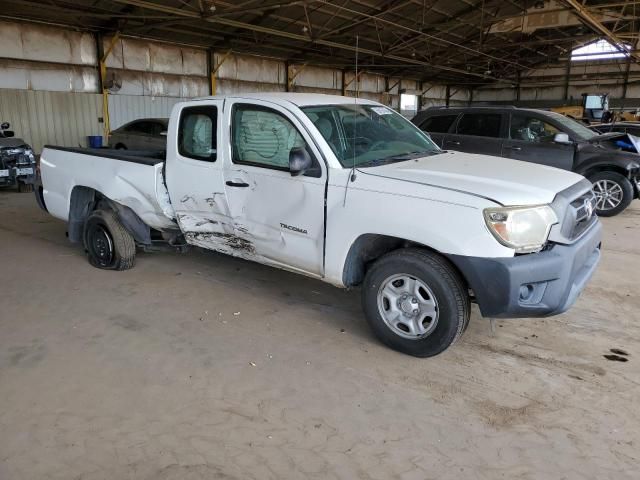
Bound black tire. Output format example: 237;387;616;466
115;143;127;150
588;171;634;217
18;182;33;193
362;248;470;358
83;209;136;270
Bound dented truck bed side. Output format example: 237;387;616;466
40;146;176;233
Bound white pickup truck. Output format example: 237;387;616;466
38;93;602;357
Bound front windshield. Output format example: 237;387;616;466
545;111;598;141
302;104;441;167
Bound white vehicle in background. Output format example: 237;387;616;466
37;93;602;357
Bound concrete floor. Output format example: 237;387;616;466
0;189;638;480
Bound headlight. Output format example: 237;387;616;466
483;205;558;253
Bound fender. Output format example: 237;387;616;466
574;149;640;178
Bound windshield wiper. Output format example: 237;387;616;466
358;150;442;167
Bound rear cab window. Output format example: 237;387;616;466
178;106;218;162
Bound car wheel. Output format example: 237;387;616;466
18;182;33;193
362;248;470;358
115;143;127;150
83;209;136;270
589;171;633;217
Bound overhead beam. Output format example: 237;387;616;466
561;0;640;63
110;0;513;83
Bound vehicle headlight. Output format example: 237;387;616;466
483;205;558;253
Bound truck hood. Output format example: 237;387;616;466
360;151;584;206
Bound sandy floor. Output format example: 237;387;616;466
0;189;638;480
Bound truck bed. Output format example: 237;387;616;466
40;145;176;231
43;146;165;166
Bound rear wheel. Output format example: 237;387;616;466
83;209;136;270
362;248;470;358
588;171;633;217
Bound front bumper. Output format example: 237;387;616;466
0;165;36;186
447;221;602;318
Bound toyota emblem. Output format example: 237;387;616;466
584;198;595;219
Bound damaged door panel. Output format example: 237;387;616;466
224;101;326;276
164;100;238;254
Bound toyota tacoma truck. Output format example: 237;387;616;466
37;93;602;357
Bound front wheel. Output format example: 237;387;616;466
83;209;136;270
589;171;634;217
362;249;470;358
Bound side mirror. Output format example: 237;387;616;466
1;122;9;130
160;131;167;137
554;132;572;144
1;130;15;138
289;146;312;177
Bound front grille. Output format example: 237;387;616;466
569;191;597;240
548;179;598;245
16;154;30;165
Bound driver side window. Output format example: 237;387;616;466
232;104;307;170
510;115;559;143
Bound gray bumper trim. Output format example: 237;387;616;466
446;221;602;318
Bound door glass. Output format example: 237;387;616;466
178;107;217;161
232;105;307;169
456;113;502;138
151;122;165;136
419;115;458;133
510;116;560;143
125;121;150;134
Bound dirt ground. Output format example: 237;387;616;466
0;189;638;480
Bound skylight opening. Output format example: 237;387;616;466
571;39;630;61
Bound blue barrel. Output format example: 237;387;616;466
87;135;103;148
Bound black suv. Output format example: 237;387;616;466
413;106;640;216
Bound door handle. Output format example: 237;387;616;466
504;145;522;151
446;140;461;146
226;180;250;188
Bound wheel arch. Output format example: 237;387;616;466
68;185;151;245
581;164;632;179
341;233;468;289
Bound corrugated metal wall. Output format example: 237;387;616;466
0;88;101;152
108;95;186;130
0;20;98;93
0;20;462;152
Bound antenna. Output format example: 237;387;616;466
351;34;358;182
343;34;358;207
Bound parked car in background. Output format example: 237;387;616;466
38;93;602;358
0;121;37;192
413;106;640;216
108;118;168;151
589;122;640;138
